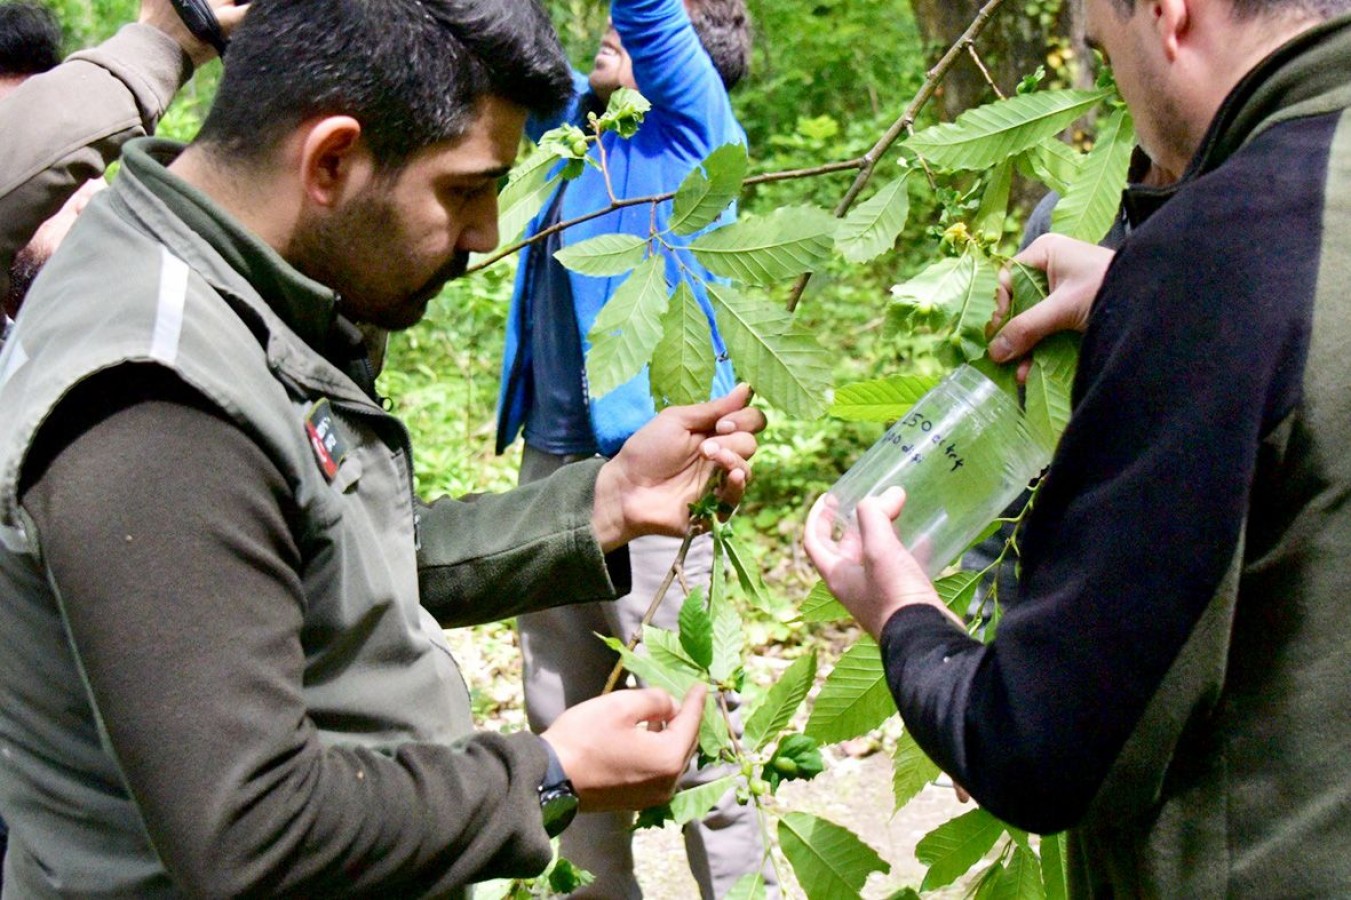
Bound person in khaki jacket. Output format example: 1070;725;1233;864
0;0;246;333
0;0;766;895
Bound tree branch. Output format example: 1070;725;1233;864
466;158;869;275
784;0;1009;312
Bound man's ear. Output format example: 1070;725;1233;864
1153;0;1191;62
297;116;372;208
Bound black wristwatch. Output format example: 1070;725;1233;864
538;740;579;838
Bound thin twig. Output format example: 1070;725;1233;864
784;0;1009;312
466;161;868;275
967;43;1007;100
602;529;697;695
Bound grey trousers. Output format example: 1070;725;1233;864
517;446;778;899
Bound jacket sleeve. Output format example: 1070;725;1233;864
20;368;556;895
0;23;191;300
612;0;737;153
416;458;631;628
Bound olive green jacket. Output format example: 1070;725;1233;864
0;139;624;896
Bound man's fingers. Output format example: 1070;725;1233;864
1011;232;1056;271
854;494;905;560
989;297;1073;363
660;684;707;760
671;383;753;431
715;405;767;437
615;687;681;727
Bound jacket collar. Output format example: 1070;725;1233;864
118;139;381;400
1125;13;1351;228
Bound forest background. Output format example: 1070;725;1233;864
38;0;1106;895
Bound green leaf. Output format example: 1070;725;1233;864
1051;107;1135;244
935;571;982;619
828;374;940;423
595;86;651;138
708;582;744;685
556;233;649;277
548;857;594;895
904;90;1109;171
720;529;772;611
804;637;895;744
779;812;890;900
600;632;698;699
1040;833;1069;900
671;143;749;236
890;251;998;360
691;206;838;285
645;625;704;678
970;355;1020;404
497;145;561;244
799;580;848;623
892;729;941;811
974;159;1014;242
669;775;736;826
634;803;674;830
650;281;716;409
725;873;768;900
1015;138;1084;196
744;653;818;751
835;177;911;264
1009;262;1050;319
917;808;1006;891
765;733;825;789
992;846;1046;900
678;588;714;672
942;252;1000;362
706;283;832;419
585;256;669;399
1024;331;1079;452
886;890;922;900
974;862;1009;900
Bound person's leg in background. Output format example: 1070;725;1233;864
517;446;778;898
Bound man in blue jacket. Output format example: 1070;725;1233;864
496;1;774;896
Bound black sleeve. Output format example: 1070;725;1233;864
878;118;1327;833
21;366;554;896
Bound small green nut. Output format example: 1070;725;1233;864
740;760;755;779
948;333;965;348
915;301;935;316
771;757;799;777
749;778;770;797
570;138;589;157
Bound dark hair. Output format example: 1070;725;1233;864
0;1;62;77
686;0;751;91
196;0;572;170
1108;0;1351;17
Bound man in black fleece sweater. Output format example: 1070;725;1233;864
808;0;1351;895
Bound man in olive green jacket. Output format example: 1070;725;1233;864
0;0;763;895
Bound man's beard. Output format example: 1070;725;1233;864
4;244;47;320
289;199;467;332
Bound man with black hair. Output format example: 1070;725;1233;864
0;0;247;344
496;1;772;896
808;0;1351;895
0;0;766;895
0;0;61;87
